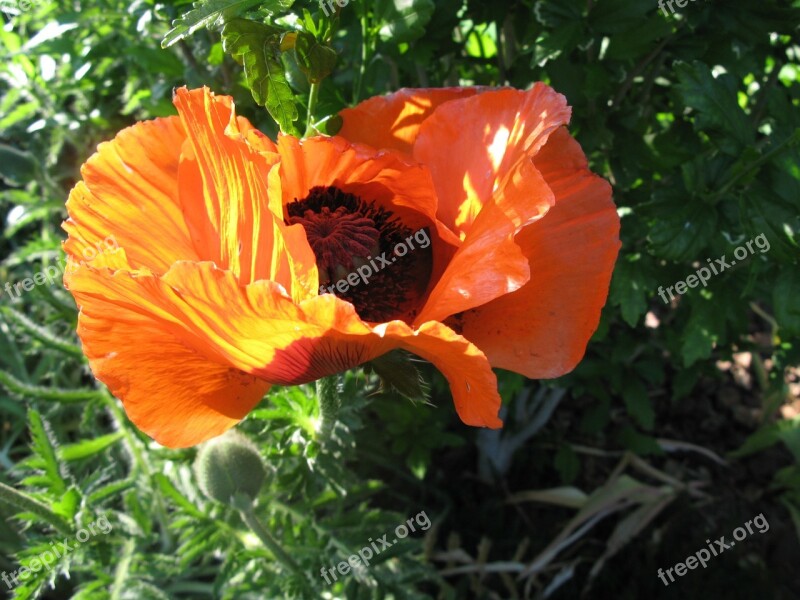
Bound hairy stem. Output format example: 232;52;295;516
316;375;341;442
0;481;72;534
235;497;313;594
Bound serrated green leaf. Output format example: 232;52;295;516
531;21;584;66
301;7;325;39
162;0;266;48
292;31;336;84
154;474;205;518
609;254;648;327
675;61;754;150
58;432;124;461
222;19;299;134
26;409;66;495
50;486;81;520
648;201;717;261
87;479;136;505
746;189;799;262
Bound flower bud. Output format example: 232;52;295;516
194;431;267;506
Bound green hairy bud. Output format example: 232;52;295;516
194;431;268;506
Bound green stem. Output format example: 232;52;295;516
235;498;313;594
0;370;105;404
353;9;370;104
110;539;135;600
316;375;341;441
304;82;320;138
750;301;779;343
0;481;72;534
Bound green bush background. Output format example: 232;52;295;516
0;0;798;598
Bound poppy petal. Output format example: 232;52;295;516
66;260;501;444
69;274;270;448
412;83;571;238
414;156;554;324
409;85;572;324
173;87;318;300
379;320;502;428
459;128;621;378
63;116;197;273
338;87;483;155
254;294;502;428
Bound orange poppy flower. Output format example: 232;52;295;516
63;86;620;448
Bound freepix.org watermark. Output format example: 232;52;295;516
657;0;699;17
318;0;351;17
657;512;769;586
1;516;113;590
657;233;770;304
3;235;119;300
318;228;431;296
320;510;431;585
